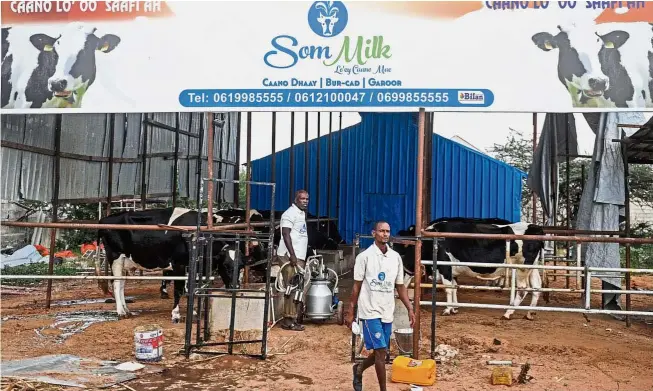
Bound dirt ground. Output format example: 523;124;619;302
1;274;652;391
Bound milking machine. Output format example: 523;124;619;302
275;254;344;325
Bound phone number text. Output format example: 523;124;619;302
179;89;493;108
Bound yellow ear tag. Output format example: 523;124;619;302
604;41;615;49
544;42;553;50
99;43;109;52
43;44;53;52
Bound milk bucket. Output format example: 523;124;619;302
134;324;163;362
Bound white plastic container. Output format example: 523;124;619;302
134;324;163;362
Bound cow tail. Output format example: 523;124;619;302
95;231;110;296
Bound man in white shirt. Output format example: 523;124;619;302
276;190;310;331
347;221;414;391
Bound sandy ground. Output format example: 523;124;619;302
1;274;652;391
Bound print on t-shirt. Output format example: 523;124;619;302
370;271;394;293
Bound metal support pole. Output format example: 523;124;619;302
624;139;632;327
106;114;115;215
327;112;333;220
45;114;62;309
234;113;241;207
272;112;277;197
173;113;180;207
532;113;538;224
304;112;309;190
244;113;253;284
336;112;343;223
430;239;437;360
317;112;321;218
207;112;215;229
413;108;426;358
140;113;149;210
290;112;295;205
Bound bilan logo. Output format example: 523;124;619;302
263;1;391;69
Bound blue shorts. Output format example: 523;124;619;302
361;319;392;351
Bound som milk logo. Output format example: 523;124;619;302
458;91;485;105
307;1;349;38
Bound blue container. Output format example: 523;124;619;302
251;113;525;246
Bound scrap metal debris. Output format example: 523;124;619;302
517;362;533;384
434;344;459;363
0;354;162;389
34;311;120;343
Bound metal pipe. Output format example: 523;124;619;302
45;113;62;310
420;230;653;245
140;113;148;210
336;112;343;224
623;138;632;327
290;112;295;205
532;113;537;224
565;126;571;290
234;112;241;207
271;112;277;190
304;112;309;189
173;113;180;207
245;112;253;284
418;301;652;317
317;112;321;218
327;112;332;220
207;112;215;229
413;108;426;359
422;259;653;274
1;218;334;231
106;114;115;215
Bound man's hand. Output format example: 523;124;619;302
408;308;415;328
345;306;354;329
289;254;298;267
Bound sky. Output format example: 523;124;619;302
238;111;653;164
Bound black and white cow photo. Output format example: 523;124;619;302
532;21;653;109
1;22;120;109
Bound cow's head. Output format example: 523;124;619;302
522;225;545;265
215;240;265;289
532;24;629;99
30;23;120;100
314;1;340;36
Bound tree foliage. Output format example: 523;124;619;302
487;128;653;226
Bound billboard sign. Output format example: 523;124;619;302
2;1;653;113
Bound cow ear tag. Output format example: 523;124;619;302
604;41;615;49
43;44;54;52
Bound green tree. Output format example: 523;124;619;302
487;128;653;226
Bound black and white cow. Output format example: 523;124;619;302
1;22;120;109
532;22;653;108
158;207;268;296
400;219;545;320
98;207;261;323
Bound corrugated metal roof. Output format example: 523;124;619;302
250;112;526;244
1;112;239;204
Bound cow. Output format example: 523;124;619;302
98;207;261;323
1;22;120;109
531;23;622;108
399;219;545;320
532;22;653;109
158;207;268;299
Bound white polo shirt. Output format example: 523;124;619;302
354;243;404;323
276;203;309;261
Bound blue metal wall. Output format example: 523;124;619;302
250;113;525;244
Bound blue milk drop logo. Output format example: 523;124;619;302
307;1;348;38
378;272;386;281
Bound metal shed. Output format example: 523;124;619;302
250;112;526;243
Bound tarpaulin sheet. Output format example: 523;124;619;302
0;354;161;388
